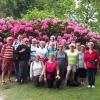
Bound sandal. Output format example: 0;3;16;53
6;80;12;84
2;81;6;85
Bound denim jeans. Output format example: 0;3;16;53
87;68;97;86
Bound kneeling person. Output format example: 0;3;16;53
30;54;44;86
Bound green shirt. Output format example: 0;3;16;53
66;50;78;65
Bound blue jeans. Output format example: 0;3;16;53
87;68;97;86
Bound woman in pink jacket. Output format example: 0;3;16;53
84;42;99;88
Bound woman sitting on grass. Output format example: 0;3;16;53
30;54;44;87
43;53;61;88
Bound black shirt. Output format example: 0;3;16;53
16;44;30;61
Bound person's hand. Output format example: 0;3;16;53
44;77;47;82
56;75;60;80
30;77;33;81
84;64;87;69
19;48;26;53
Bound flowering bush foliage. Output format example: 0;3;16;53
0;17;100;44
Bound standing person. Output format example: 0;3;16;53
46;42;57;58
75;42;81;82
62;39;67;51
36;41;47;62
84;42;99;88
65;43;78;86
1;37;14;85
16;38;30;83
13;35;23;82
78;45;86;85
44;54;60;88
46;35;58;49
30;38;38;62
56;45;68;82
30;54;44;87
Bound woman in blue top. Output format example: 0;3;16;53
78;45;86;85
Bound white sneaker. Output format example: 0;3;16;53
87;85;91;88
92;85;95;88
15;79;18;82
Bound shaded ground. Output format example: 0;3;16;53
0;73;100;100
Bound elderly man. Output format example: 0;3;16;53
1;37;14;85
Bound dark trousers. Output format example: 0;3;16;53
18;61;28;83
87;68;97;86
46;72;61;88
33;75;44;87
47;78;61;88
14;61;19;80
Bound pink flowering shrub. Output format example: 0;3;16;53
0;18;100;45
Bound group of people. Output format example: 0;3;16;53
0;34;99;89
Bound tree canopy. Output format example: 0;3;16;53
0;0;100;32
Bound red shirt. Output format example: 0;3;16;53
84;49;99;68
45;60;58;73
1;44;14;59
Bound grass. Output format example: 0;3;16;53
0;73;100;100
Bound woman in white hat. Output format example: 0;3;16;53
65;43;79;86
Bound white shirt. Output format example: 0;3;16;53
30;44;38;61
13;40;22;50
36;47;47;59
30;61;44;77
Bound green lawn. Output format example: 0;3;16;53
0;73;100;100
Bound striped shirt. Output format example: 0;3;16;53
1;44;14;59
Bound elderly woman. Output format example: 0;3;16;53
44;54;60;88
46;35;58;50
16;38;30;83
65;43;78;86
84;42;99;88
36;41;47;62
46;42;57;58
30;54;44;87
30;38;38;61
56;45;68;81
78;45;86;85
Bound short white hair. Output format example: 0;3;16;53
32;38;37;42
69;43;75;48
88;42;94;46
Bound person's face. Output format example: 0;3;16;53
59;45;63;51
88;44;94;49
25;40;29;45
32;40;37;45
50;37;55;42
40;42;44;48
7;39;13;45
48;54;54;61
35;55;40;62
18;35;23;41
70;46;75;51
76;44;81;50
80;46;85;52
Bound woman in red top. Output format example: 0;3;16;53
84;42;99;88
44;53;60;88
